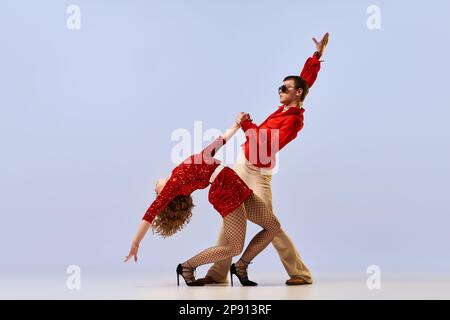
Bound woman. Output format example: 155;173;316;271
124;113;281;286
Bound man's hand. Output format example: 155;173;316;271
236;112;251;126
124;242;139;263
313;32;329;58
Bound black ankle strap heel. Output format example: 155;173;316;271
176;263;204;287
230;262;258;287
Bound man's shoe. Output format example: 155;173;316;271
285;277;311;286
197;276;228;285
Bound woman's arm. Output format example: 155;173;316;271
202;115;244;158
222;111;251;142
220;120;240;143
125;172;181;262
124;220;151;263
132;220;151;246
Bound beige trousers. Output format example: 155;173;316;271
206;152;313;283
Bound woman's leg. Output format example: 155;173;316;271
182;204;247;269
236;193;281;268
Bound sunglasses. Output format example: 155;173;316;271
278;84;296;93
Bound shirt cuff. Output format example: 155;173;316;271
240;119;253;132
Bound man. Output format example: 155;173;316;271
199;33;329;285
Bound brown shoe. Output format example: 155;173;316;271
285;277;311;286
198;276;228;285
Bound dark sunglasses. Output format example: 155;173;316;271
278;84;295;93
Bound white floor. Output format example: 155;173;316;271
1;271;450;300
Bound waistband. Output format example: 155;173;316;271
209;164;225;184
236;151;273;176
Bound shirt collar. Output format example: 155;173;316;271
278;105;304;115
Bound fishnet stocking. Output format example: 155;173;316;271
236;193;281;267
185;204;247;268
185;193;280;269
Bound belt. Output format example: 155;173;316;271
209;164;225;184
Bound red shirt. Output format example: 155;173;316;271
240;52;321;168
241;106;304;168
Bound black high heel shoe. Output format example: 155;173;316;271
230;262;258;286
176;263;204;286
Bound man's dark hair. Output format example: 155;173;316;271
283;75;309;102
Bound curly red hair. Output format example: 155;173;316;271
151;195;195;238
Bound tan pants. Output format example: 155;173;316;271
206;152;313;283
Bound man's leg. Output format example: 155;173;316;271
272;230;313;283
206;152;313;283
233;157;313;283
248;173;312;283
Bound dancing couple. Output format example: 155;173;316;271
124;33;329;286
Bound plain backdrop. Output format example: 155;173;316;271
0;0;449;279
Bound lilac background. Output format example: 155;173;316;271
0;0;449;279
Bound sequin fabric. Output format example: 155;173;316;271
142;136;252;223
208;167;253;218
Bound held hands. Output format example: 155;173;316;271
312;32;329;58
222;112;251;141
124;242;140;263
235;112;252;127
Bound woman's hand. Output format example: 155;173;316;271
124;242;140;263
221;113;250;142
236;112;251;126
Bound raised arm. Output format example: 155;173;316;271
220;119;241;143
313;32;329;59
301;32;329;88
202;116;243;159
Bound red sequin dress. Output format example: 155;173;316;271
142;136;253;223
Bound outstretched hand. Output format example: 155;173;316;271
124;243;139;263
313;32;329;58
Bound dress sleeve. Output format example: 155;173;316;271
241;119;258;132
142;173;181;224
201;136;226;159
